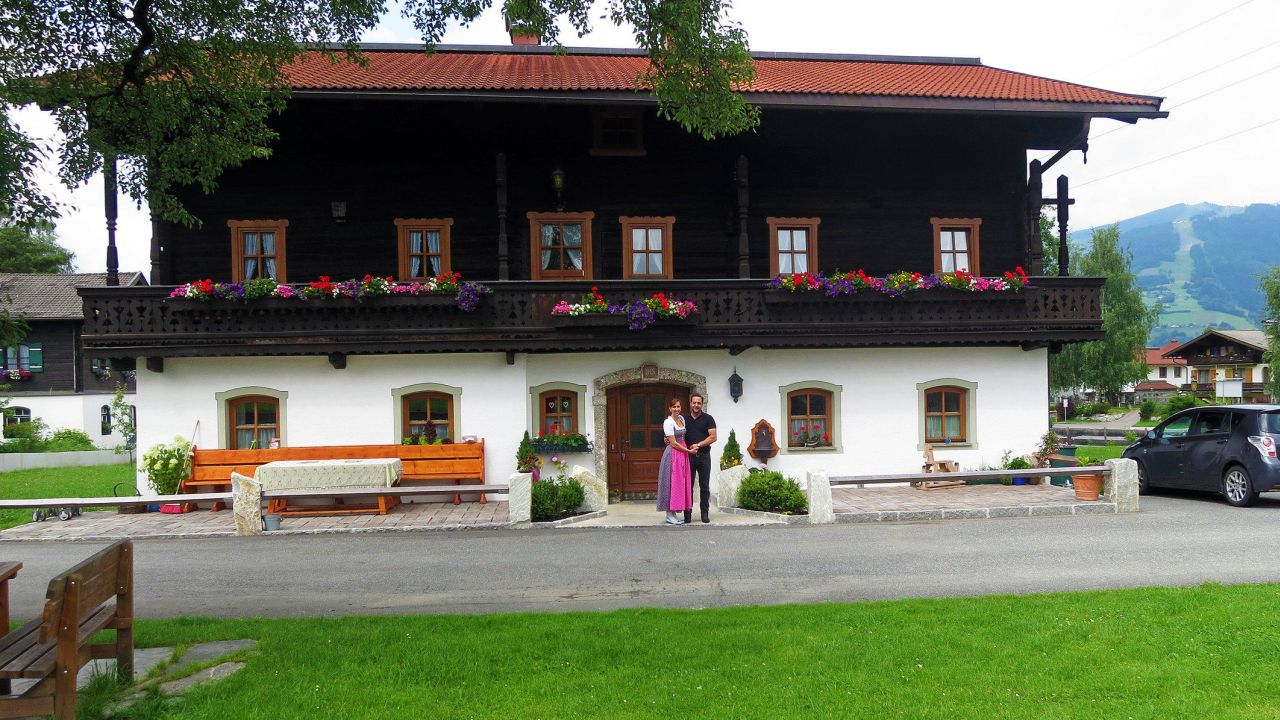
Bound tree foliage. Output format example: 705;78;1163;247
0;220;74;272
1050;225;1159;399
1260;266;1280;402
0;0;757;227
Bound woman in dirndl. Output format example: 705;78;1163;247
655;397;694;525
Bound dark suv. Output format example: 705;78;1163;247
1123;404;1280;507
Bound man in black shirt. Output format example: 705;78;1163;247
684;393;717;524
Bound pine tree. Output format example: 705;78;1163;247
720;429;743;470
515;431;540;473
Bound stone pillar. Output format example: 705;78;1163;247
1104;458;1139;513
806;470;834;524
571;465;607;512
230;472;263;536
508;472;532;525
717;465;749;508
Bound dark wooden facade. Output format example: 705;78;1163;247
5;320;135;395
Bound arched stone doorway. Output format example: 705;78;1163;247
591;366;707;496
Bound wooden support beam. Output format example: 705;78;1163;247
496;153;509;280
736;155;750;278
506;350;516;365
144;357;163;373
103;155;119;287
328;352;347;370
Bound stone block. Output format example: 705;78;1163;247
806;470;834;524
231;472;263;536
1105;458;1140;513
717;465;749;508
571;465;608;512
508;472;532;524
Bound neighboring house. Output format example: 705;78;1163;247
75;43;1165;493
1130;341;1187;402
1163;329;1272;402
1;273;143;448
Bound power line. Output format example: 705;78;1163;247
1076;116;1280;187
1151;38;1280;92
1082;0;1257;80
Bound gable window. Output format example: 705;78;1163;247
100;405;112;435
930;218;981;274
229;219;288;282
924;386;967;444
591;109;644;156
3;343;42;372
767;217;820;277
396;218;453;280
620;216;674;279
403;392;453;442
228;395;280;450
787;389;832;447
539;390;578;435
528;212;594;280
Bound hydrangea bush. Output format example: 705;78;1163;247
141;436;193;495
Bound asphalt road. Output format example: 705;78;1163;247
5;491;1279;620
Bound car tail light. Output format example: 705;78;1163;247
1247;435;1277;459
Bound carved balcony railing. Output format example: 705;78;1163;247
79;277;1104;359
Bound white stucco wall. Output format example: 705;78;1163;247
1;392;134;450
133;346;1048;494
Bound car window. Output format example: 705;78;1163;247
1159;415;1192;439
1193;410;1229;435
1263;412;1280;434
1230;412;1247;430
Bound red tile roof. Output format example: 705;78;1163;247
1136;381;1177;392
1146;341;1187;366
284;48;1161;108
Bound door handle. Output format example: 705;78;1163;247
1216;440;1226;445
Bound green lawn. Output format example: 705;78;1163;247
1075;445;1126;464
1134;419;1160;427
104;584;1280;719
0;463;134;530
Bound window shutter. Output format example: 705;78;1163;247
27;344;43;372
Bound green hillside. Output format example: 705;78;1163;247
1072;203;1280;346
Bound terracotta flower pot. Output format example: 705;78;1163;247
1072;473;1103;501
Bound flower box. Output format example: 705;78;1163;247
532;440;594;454
167;293;464;312
550;313;702;328
763;288;1026;304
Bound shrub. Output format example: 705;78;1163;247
1003;455;1033;471
141;437;192;495
1138;399;1156;421
719;429;743;470
45;428;96;452
515;431;540;473
737;470;807;515
1124;429;1140;444
1167;394;1197;413
530;477;586;522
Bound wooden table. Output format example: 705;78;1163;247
0;561;21;694
257;458;403;517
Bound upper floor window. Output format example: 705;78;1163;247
539;390;578;435
924;386;968;444
592;109;644;156
620;216;675;280
396;218;453;280
528;212;594;280
229;219;288;282
228;395;280;450
787;389;833;448
1158;367;1168;378
404;392;453;442
930;218;981;275
767;217;820;277
2;343;42;373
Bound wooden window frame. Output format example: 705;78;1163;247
100;405;112;436
591;108;645;157
785;388;833;448
767;217;820;277
924;386;968;445
227;395;281;450
620;216;675;280
402;391;454;442
527;212;595;280
930;217;982;275
229;219;288;282
395;218;453;280
538;390;579;435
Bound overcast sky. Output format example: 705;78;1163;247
17;0;1280;277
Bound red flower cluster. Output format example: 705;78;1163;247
309;275;336;293
651;292;671;309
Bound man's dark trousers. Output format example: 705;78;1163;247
685;452;712;523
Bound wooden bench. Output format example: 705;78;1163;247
181;441;486;514
0;541;134;720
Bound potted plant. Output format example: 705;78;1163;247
1003;455;1033;485
515;431;542;482
1073;473;1104;501
141;436;192;512
720;429;743;470
791;425;829;448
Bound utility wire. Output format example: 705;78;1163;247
1082;0;1257;80
1151;38;1280;92
1076;116;1280;187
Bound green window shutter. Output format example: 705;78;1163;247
27;344;43;372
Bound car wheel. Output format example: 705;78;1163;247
1222;465;1259;507
1135;461;1149;495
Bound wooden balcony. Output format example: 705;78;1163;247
79;277;1103;360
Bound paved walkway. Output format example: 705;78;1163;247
833;483;1113;521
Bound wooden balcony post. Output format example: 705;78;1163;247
736;155;750;278
1026;159;1044;276
1056;174;1071;277
104;155;119;286
496;153;509;281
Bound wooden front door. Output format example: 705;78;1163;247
606;383;689;495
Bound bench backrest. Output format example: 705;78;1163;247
190;441;486;484
38;540;133;644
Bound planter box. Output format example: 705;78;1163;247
550;313;702;329
532;441;593;454
167;294;463;312
763;289;1028;305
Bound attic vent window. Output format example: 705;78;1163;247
592;110;644;156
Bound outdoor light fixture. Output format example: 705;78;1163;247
728;368;743;403
330;201;348;223
551;166;566;210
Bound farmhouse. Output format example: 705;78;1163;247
75;43;1165;495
